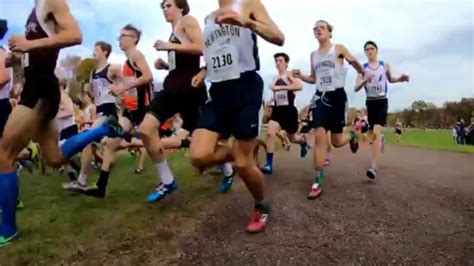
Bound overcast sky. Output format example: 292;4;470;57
1;0;472;111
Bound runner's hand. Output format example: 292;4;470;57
215;9;250;27
154;58;167;70
109;85;124;96
400;74;410;82
9;35;33;52
154;40;173;51
191;69;206;88
292;69;301;79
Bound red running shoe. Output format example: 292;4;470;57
246;209;269;234
307;183;323;200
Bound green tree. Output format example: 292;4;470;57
76;58;97;83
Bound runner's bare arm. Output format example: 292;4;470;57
169;16;203;55
108;64;123;83
385;63;410;83
15;0;82;51
247;0;285;46
286;70;303;91
339;44;364;75
354;73;367;92
293;52;316;84
191;67;206;88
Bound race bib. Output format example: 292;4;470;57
318;69;335;91
22;53;29;68
366;84;385;97
206;44;240;82
168;51;176;71
274;91;289;106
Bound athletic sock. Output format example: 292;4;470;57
67;170;77;182
315;169;324;186
96;170;110;191
78;174;88;186
155;160;174;185
255;200;270;214
68;159;80;173
266;153;274;167
0;171;18;237
222;163;233;177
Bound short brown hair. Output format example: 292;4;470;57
161;0;190;15
274;52;290;63
95;41;112;58
122;24;142;44
316;20;334;38
364;40;378;50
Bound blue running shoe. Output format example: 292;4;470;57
219;169;234;193
260;164;273;175
147;181;177;202
103;116;125;138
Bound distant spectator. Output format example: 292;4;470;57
452;125;457;144
459;119;466;145
468;124;474;145
464;126;470;145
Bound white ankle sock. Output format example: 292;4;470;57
222;163;233;176
155;160;174;185
78;174;88;186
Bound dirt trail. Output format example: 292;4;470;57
178;145;474;265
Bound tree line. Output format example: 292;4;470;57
11;55;473;129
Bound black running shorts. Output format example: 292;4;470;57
197;71;263;140
311;88;347;134
270;105;299;134
148;86;208;132
19;74;60;121
366;98;388;130
0;98;12;137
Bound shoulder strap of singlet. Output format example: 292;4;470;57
379;60;384;67
363;62;369;69
103;64;113;83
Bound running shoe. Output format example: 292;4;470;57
146;181;177;202
246;202;269;234
366;167;377;180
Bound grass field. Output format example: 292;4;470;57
0;150;227;265
382;128;474;153
1;129;472;264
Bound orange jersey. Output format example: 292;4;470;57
121;60;151;111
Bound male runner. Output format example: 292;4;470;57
261;52;307;174
76;24;153;198
355;40;409;179
190;0;285;234
65;41;121;190
293;20;362;200
1;0;123;246
56;80;81;183
395;119;403;143
139;0;208;202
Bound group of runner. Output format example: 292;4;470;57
0;0;409;246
